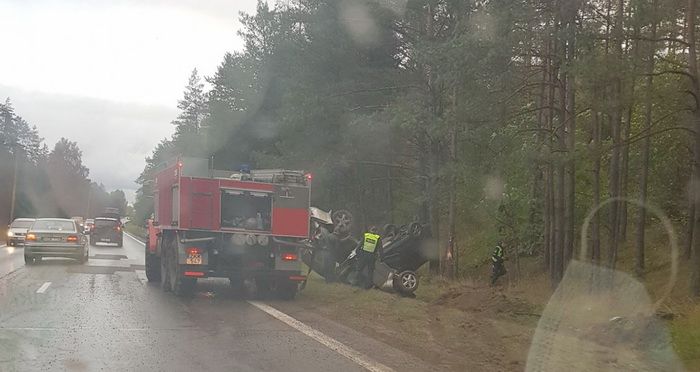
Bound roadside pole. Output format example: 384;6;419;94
9;148;18;222
86;185;92;217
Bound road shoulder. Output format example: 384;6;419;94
276;275;538;371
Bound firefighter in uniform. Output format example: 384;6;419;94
491;241;506;285
354;226;382;288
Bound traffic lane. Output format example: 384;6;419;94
0;233;365;371
92;231;144;261
0;244;24;279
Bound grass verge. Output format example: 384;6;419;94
124;223;147;240
296;273;536;371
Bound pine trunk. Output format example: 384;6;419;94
592;112;602;263
685;0;700;297
635;15;656;277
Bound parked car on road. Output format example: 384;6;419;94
24;218;88;264
90;217;123;247
6;218;36;246
71;216;85;232
84;218;95;233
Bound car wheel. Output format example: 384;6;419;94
393;270;418;294
383;224;398;239
117;238;123;248
408;223;423;238
24;254;35;265
331;210;353;236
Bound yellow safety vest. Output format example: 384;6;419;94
362;233;381;253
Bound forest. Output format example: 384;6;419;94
0;99;128;227
132;0;700;295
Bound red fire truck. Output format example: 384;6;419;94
144;157;311;298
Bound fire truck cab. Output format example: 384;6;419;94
145;157;311;298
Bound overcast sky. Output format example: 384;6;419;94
0;0;264;202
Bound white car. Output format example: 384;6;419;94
6;218;36;246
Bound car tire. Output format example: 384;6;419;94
331;209;353;236
24;254;35;265
408;223;423;238
393;270;419;294
117;237;123;248
145;244;161;282
383;224;398;239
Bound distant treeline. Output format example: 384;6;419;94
0;98;127;227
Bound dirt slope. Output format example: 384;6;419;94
292;278;538;371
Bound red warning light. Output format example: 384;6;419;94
305;173;313;182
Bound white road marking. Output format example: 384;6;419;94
0;244;6;248
36;282;52;293
124;231;145;244
248;301;394;372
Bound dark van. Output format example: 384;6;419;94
90;217;123;247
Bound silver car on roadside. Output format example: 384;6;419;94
24;218;89;265
6;218;36;246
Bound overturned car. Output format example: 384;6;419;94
302;208;429;295
301;207;357;282
337;222;426;295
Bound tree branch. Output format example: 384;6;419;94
632;36;690;47
642;70;696;82
331;85;423;97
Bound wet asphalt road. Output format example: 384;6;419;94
0;235;417;372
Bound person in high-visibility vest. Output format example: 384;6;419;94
354;226;382;288
490;241;507;285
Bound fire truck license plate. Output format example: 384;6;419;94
186;254;202;265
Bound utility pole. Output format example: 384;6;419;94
86;184;92;218
9;146;18;221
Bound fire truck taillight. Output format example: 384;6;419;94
281;252;298;261
186;247;202;256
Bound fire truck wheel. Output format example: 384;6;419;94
166;245;196;296
145;245;161;282
160;239;171;291
275;281;298;300
172;275;196;296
